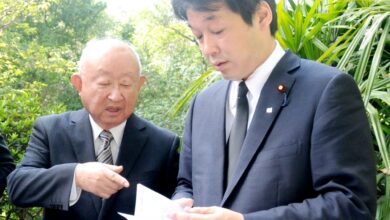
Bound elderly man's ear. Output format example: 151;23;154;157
71;73;82;93
137;75;146;90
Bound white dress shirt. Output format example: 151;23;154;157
225;41;285;142
69;116;127;206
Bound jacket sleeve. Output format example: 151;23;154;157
172;96;198;200
7;118;76;211
160;134;180;198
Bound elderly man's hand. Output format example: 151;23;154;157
75;162;129;199
168;206;244;220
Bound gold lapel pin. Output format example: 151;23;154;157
277;84;286;93
277;84;289;107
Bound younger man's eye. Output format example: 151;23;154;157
213;29;224;35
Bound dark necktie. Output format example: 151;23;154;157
97;130;114;164
227;81;249;183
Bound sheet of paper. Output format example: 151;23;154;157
118;184;183;220
118;212;139;220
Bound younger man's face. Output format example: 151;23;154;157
187;2;275;80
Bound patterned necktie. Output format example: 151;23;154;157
97;130;114;164
227;81;249;183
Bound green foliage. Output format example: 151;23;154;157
0;75;66;220
1;0;113;111
28;0;111;48
0;0;43;33
169;67;223;119
276;0;349;60
0;37;79;109
119;0;207;134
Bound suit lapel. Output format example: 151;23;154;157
69;109;96;163
99;114;147;219
115;114;147;176
69;109;102;214
221;52;299;205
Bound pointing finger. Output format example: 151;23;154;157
104;169;129;187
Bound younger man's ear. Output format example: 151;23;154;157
256;1;273;28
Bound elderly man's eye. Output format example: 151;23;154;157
98;82;110;86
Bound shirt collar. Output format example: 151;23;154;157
229;41;285;109
89;115;127;145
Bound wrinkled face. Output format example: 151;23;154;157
187;2;274;80
72;47;144;130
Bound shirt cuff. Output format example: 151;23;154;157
69;165;82;206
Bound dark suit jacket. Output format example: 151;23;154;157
0;134;15;196
173;52;376;219
7;110;179;220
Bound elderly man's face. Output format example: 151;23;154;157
74;47;144;130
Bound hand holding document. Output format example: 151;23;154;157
118;184;184;220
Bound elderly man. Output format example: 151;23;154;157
7;38;179;220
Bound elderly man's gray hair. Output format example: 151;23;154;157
77;38;142;74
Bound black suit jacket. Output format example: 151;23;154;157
7;109;179;220
173;52;376;219
0;134;15;197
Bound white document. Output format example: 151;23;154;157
118;184;183;220
118;212;138;220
